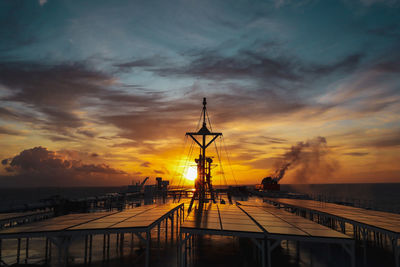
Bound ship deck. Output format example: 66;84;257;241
264;197;400;267
0;203;184;267
180;202;354;267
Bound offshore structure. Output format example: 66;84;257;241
186;98;221;212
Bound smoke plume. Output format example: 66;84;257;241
272;136;338;183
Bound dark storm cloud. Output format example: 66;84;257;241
8;147;68;170
150;46;364;84
318;45;400;117
156;50;298;81
103;112;192;142
100;88;309;143
0;53;361;147
0;107;19;120
113;55;168;71
0;147;128;186
0;61;111;134
303;53;364;75
0;61;110;104
100;74;355;145
0;40;368;146
0;60;165;140
0;62;196;146
41;107;83;128
7;147;124;174
101;97;201;142
0;106;39;123
203;89;316;125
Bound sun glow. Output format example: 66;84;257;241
185;166;197;181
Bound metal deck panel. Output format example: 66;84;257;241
181;204;263;235
221;223;261;233
0;204;183;237
0;216;103;234
239;205;350;240
70;203;181;231
70;222;115;230
110;221;157;228
266;198;400;234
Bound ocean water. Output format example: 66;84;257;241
0;183;399;213
281;183;400;213
0;186;126;211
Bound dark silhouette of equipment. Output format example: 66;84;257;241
259;176;280;191
186;98;222;213
140;177;149;187
156;177;169;190
127;177;149;193
256;162;290;191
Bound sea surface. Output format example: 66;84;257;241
281;183;400;213
0;186;126;211
0;183;399;213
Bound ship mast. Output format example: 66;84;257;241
186;98;222;212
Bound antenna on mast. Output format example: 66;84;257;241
202;97;207;127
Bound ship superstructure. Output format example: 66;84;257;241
186;98;221;212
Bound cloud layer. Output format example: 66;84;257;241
1;147;128;186
0;0;399;185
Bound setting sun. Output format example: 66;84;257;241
185;166;197;181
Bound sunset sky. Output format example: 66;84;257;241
0;0;399;187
